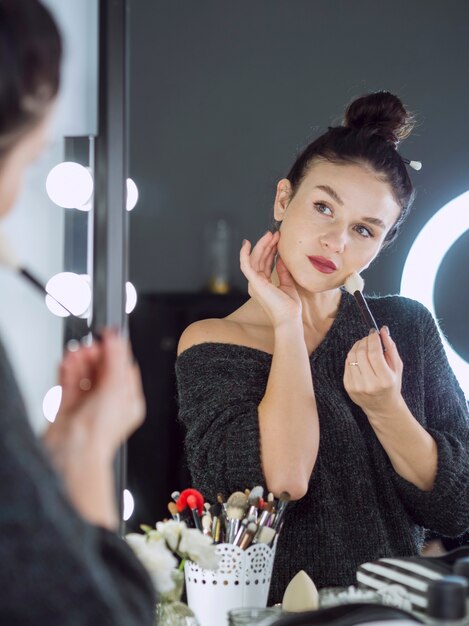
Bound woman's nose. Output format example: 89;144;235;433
319;228;346;253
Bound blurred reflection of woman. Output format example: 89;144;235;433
0;0;154;622
176;91;469;603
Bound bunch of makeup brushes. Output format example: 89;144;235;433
167;486;290;551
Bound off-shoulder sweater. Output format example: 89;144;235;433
0;338;155;624
176;292;469;604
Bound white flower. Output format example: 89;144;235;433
126;532;178;593
178;527;220;571
155;520;186;552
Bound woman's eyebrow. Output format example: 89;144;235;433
315;184;386;229
363;216;386;229
315;184;343;205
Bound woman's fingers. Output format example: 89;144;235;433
262;231;279;276
276;255;295;287
344;326;403;414
240;233;275;284
248;231;276;271
380;326;400;370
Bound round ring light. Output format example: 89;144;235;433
400;190;469;398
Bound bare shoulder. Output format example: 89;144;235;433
177;318;246;356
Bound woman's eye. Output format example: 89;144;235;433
354;224;374;238
314;202;332;216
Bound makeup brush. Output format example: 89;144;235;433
217;493;227;514
271;491;291;532
201;513;213;537
239;521;258;550
344;272;385;350
176;488;204;531
255;525;277;546
212;515;222;543
187;495;203;531
226;491;248;543
246;485;264;522
0;230;74;316
167;502;180;521
253;509;273;543
343;273;379;332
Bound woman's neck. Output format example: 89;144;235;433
298;286;342;330
270;266;342;329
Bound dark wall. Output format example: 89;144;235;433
127;1;469;359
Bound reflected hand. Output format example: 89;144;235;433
240;231;302;328
44;330;145;465
43;330;145;529
343;327;404;416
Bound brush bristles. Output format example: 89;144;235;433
226;505;245;520
256;526;276;544
0;231;20;270
344;272;364;295
168;502;178;515
249;485;264;503
227;491;248;508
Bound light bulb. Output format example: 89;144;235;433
43;385;62;423
46;162;94;209
126;281;137;314
127;178;139;211
79;274;92;319
123;489;135;521
45;272;92;317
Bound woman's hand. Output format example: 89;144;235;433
43;330;145;529
45;330;145;462
343;326;404;417
240;231;302;328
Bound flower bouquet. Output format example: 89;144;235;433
126;519;219;626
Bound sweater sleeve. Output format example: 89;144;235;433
390;304;469;536
0;340;155;625
176;343;269;500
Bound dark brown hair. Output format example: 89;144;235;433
0;0;62;159
280;91;416;247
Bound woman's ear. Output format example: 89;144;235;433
273;178;292;222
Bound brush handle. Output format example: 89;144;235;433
238;527;256;550
226;518;240;543
190;507;203;531
272;500;289;531
353;291;385;351
20;268;75;317
233;519;247;546
353;291;379;331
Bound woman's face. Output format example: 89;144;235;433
274;160;401;293
0;113;51;218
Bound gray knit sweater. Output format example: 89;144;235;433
0;338;155;625
176;292;469;604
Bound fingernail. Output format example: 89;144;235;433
242;239;247;246
383;325;391;336
369;328;377;335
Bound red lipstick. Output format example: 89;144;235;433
308;256;337;274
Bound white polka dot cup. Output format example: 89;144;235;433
185;542;277;626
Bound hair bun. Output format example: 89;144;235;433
343;91;415;147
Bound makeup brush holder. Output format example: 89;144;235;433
185;542;277;626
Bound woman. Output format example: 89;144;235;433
0;0;155;622
176;91;469;603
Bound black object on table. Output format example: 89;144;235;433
269;603;423;626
